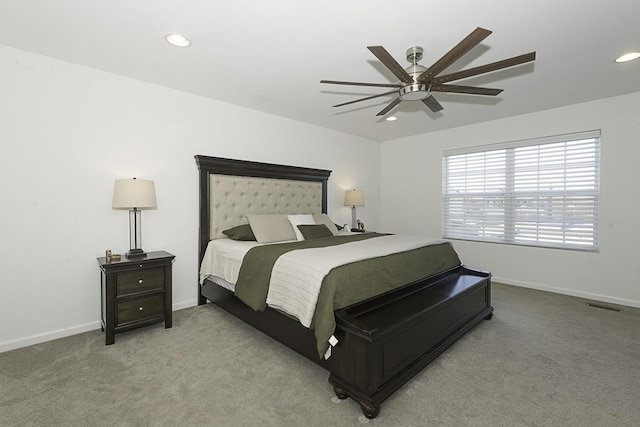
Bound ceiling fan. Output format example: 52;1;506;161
320;27;536;117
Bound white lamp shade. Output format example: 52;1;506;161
112;179;157;210
344;189;364;207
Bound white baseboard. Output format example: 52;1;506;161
492;276;640;309
0;300;199;354
173;299;198;311
4;285;634;354
0;321;101;354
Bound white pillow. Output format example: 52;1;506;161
287;214;316;241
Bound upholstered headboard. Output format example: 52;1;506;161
209;174;323;239
195;156;331;301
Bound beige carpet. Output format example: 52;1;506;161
1;283;639;426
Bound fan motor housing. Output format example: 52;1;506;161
399;83;431;101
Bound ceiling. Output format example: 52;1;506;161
1;0;639;142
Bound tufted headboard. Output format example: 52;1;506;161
195;156;331;299
209;174;324;239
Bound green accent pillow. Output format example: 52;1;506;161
222;224;256;241
297;224;333;240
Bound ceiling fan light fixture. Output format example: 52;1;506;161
615;52;640;63
165;33;191;47
385;116;398;121
399;83;430;101
320;28;536;117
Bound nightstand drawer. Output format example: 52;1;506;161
116;294;165;326
116;267;165;297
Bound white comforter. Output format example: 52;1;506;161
199;238;262;286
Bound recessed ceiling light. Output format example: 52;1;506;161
385;116;398;122
615;52;640;63
165;33;191;47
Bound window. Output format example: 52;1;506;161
442;130;600;251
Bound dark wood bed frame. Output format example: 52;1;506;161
196;155;494;418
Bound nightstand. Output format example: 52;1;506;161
97;251;175;345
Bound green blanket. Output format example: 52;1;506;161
234;234;461;358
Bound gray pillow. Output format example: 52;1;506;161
247;214;296;243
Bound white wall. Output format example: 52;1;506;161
381;91;640;308
0;45;380;352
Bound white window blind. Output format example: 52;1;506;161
442;130;600;251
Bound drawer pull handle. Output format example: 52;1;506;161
138;279;144;284
139;306;143;311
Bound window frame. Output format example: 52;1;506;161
442;130;601;252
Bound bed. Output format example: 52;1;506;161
195;155;493;418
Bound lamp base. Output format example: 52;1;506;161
351;206;358;230
126;249;147;259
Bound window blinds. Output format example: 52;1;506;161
442;130;600;251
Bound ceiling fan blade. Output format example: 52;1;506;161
431;52;536;85
418;27;492;83
431;84;503;96
332;89;398;108
367;46;413;83
320;80;402;88
376;98;402;116
422;96;443;113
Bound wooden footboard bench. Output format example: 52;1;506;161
329;265;493;418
